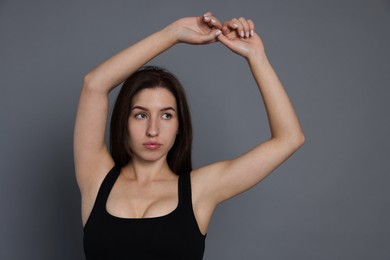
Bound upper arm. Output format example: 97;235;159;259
192;136;305;206
73;78;115;193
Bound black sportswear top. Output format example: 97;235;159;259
83;165;206;260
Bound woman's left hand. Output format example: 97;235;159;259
217;17;265;60
169;12;223;45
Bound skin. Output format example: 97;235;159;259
74;12;305;235
127;87;179;168
107;87;181;219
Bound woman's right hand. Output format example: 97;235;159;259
168;12;223;45
217;17;265;61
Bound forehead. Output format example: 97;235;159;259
132;87;177;108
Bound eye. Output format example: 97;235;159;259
162;113;173;119
135;113;147;119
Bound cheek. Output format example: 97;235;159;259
163;121;179;142
127;122;143;142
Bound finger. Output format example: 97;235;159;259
199;29;222;43
203;12;212;22
238;17;250;38
222;25;230;36
231;18;245;38
221;20;236;37
203;11;213;17
223;18;241;38
223;20;239;31
203;13;222;29
217;32;234;49
203;11;213;25
248;19;255;36
209;15;223;29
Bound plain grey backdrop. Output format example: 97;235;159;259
1;0;389;259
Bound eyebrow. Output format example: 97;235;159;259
131;105;176;112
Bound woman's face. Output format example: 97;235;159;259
128;87;179;163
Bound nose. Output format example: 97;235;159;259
146;117;159;137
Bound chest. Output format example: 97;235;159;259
83;169;206;259
106;176;179;219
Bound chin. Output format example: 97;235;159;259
134;151;167;163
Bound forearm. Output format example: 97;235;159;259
248;54;305;144
84;25;177;93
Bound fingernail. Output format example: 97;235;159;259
240;31;244;38
204;15;210;22
211;19;216;24
250;30;254;36
215;30;222;36
245;31;249;38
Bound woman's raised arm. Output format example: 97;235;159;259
83;12;223;95
74;13;222;194
192;17;305;216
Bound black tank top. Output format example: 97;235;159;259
83;165;206;259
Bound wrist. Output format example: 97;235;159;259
162;22;181;45
247;50;269;67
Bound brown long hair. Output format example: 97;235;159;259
110;66;192;175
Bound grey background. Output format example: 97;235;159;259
1;0;389;259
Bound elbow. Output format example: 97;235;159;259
290;132;305;150
296;133;305;147
82;73;95;90
276;132;305;151
271;134;305;155
82;73;107;94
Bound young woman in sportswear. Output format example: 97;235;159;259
74;12;305;259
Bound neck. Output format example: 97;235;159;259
122;157;174;183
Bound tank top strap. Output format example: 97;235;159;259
178;172;193;211
94;164;121;210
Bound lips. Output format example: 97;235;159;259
143;142;162;150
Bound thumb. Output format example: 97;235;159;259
199;29;222;43
217;32;233;49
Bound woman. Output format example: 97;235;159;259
74;12;305;259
